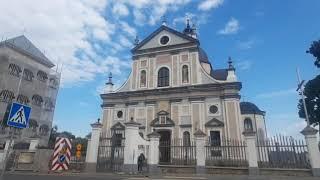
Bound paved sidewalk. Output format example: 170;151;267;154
2;172;319;180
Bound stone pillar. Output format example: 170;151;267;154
147;131;161;175
243;130;259;175
301;126;320;176
194;129;207;174
85;120;102;172
29;138;39;151
123;119;141;174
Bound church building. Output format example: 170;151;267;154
100;21;267;144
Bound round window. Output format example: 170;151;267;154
117;111;123;118
209;105;218;114
160;35;169;45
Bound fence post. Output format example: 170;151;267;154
85;121;102;172
147;131;161;175
123;119;141;174
243;130;259;175
301;126;320;177
194;129;206;174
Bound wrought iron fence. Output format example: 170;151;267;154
159;139;196;166
97;136;125;172
205;138;248;167
257;135;310;169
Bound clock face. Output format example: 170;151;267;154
160;35;170;45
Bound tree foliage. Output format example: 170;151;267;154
306;40;320;68
298;75;320;131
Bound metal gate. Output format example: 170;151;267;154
97;129;125;172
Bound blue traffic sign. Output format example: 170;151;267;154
7;102;31;129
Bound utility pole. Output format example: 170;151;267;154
296;68;310;126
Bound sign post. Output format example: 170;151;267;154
0;102;31;180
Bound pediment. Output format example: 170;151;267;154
111;122;125;130
132;25;198;52
150;117;175;127
205;118;224;127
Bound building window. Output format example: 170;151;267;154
209;105;218;114
158;67;169;87
140;70;147;87
159;116;166;124
17;94;29;105
49;77;58;88
0;90;15;103
44;97;54;111
23;69;34;81
182;65;189;83
117;111;123;118
29;119;39;133
160;35;170;45
39;124;49;136
183;131;191;146
32;94;43;106
8;63;22;77
244;118;253;131
37;70;48;82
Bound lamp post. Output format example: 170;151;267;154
296;68;310;126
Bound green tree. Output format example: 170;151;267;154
298;75;320;134
306;40;320;68
298;40;320;134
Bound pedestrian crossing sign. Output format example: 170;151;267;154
7;102;31;129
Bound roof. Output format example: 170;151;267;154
240;102;265;115
131;25;199;52
0;35;55;68
198;47;209;63
211;69;228;80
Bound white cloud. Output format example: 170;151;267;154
120;22;137;38
198;0;224;11
119;35;132;48
0;0;135;86
256;88;297;99
236;60;252;71
237;39;256;50
218;17;240;35
112;3;129;17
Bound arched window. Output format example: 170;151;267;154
244;118;253;131
0;90;15;103
37;70;48;82
8;63;22;77
183;131;191;146
182;65;189;83
32;94;43;106
158;67;169;87
140;70;147;87
39;124;49;136
17;94;29;105
23;69;34;81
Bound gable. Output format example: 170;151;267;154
205;118;224;127
132;25;198;52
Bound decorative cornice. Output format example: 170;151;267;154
125;102;139;106
205;118;224;127
101;103;115;108
220;94;241;100
145;100;157;105
194;129;206;137
147;131;161;138
180;124;192;128
188;97;205;102
101;82;242;100
169;99;182;103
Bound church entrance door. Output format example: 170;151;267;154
158;130;171;164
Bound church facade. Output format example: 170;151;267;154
100;23;267;144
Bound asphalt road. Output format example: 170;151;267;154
1;173;319;180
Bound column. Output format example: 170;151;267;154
123;119;141;174
194;129;206;174
147;131;161;175
301;126;320;177
85;120;102;172
243;130;259;175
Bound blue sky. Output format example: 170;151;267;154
1;0;319;138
